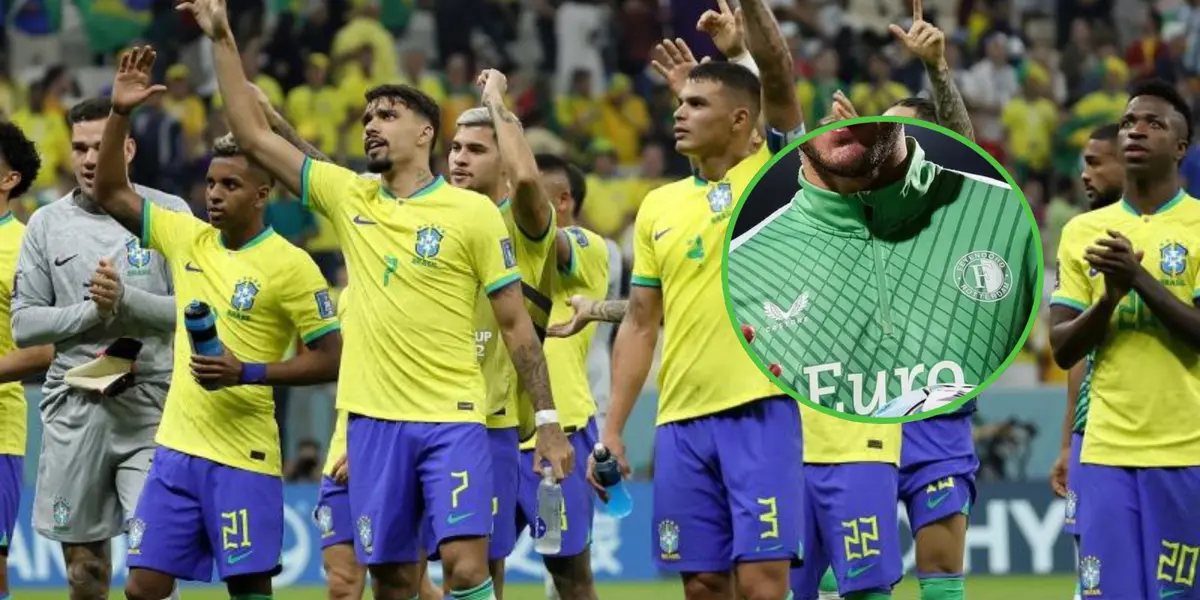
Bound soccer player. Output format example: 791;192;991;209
1050;80;1200;600
184;3;575;600
9;94;188;600
592;45;807;600
1049;124;1123;600
90;46;344;600
443;69;559;597
0;120;55;600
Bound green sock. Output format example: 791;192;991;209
450;577;495;600
919;576;965;600
844;592;891;600
818;567;839;593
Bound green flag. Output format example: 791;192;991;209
73;0;152;54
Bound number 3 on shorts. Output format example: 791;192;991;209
842;516;880;560
757;497;779;539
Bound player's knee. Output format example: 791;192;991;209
545;555;596;600
324;558;366;600
736;577;790;600
682;572;732;600
66;554;111;600
124;577;171;600
440;538;490;590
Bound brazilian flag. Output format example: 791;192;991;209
9;0;63;36
73;0;152;54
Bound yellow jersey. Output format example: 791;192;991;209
520;225;610;451
801;406;901;465
300;159;519;423
284;85;345;157
0;214;27;456
1001;96;1057;171
323;286;352;477
1052;191;1200;467
477;199;556;430
142;201;339;476
632;146;780;424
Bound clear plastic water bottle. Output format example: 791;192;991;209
591;443;633;519
534;466;563;555
184;301;222;357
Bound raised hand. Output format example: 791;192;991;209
547;295;599;338
111;47;167;115
650;38;710;99
697;0;746;58
887;0;946;67
831;89;859;122
477;68;508;105
175;0;231;40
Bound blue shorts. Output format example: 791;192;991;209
126;447;284;582
0;454;21;554
1063;433;1082;536
898;416;978;533
652;396;804;572
348;415;493;565
1077;464;1200;599
517;418;599;558
488;427;520;561
314;476;353;549
791;463;903;600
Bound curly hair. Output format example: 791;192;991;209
0;121;42;200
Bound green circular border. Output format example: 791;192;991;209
719;115;1045;424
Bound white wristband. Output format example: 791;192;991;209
535;410;560;427
728;51;760;76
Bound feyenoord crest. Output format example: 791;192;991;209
51;495;71;531
657;519;680;557
356;515;374;555
127;518;146;553
954;251;1013;302
314;505;334;538
1080;555;1101;592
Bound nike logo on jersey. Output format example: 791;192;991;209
926;491;952;510
54;254;78;267
652;228;673;240
353;215;377;225
185;262;203;273
226;550;254;564
846;563;876;579
446;512;475;525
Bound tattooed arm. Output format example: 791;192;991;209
927;60;975;142
740;0;804;135
264;108;330;162
480;70;553;239
546;297;629;338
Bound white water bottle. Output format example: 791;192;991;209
534;466;563;555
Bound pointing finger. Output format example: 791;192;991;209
914;0;922;22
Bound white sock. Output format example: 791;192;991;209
817;592;840;600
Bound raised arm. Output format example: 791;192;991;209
180;0;307;195
888;0;975;140
479;70;553;239
738;0;804;135
94;47;168;235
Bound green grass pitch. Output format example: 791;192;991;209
13;575;1076;599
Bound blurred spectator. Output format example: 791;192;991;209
849;52;911;117
284;438;323;483
557;69;602;154
438;53;480;148
962;33;1019;156
399;48;447;106
162;65;208;159
10;82;68;204
0;61;22;119
285;54;344;158
616;0;665;76
332;0;399;84
1127;7;1168;81
265;186;318;248
555;0;608;96
582;142;637;238
337;46;387;166
1062;18;1096;102
798;46;846;130
128;89;187;198
1064;57;1129;152
598;74;650;168
1002;65;1057;188
213;38;285;110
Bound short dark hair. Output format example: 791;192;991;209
535;153;587;217
364;84;442;152
67;97;113;126
1128;79;1193;143
891;97;938;124
687;61;762;119
0;121;42;200
211;134;275;187
1089;123;1120;142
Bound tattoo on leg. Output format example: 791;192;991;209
63;542;111;600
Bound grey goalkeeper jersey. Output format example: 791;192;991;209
12;187;189;425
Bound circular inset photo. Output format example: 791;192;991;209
722;116;1042;423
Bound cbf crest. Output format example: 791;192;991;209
1065;490;1077;521
415;225;445;261
1080;555;1101;593
657;519;680;560
230;278;261;312
707;182;733;213
51;495;71;531
125;237;152;275
356;515;374;555
1160;242;1188;278
126;518;146;554
313;505;334;538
